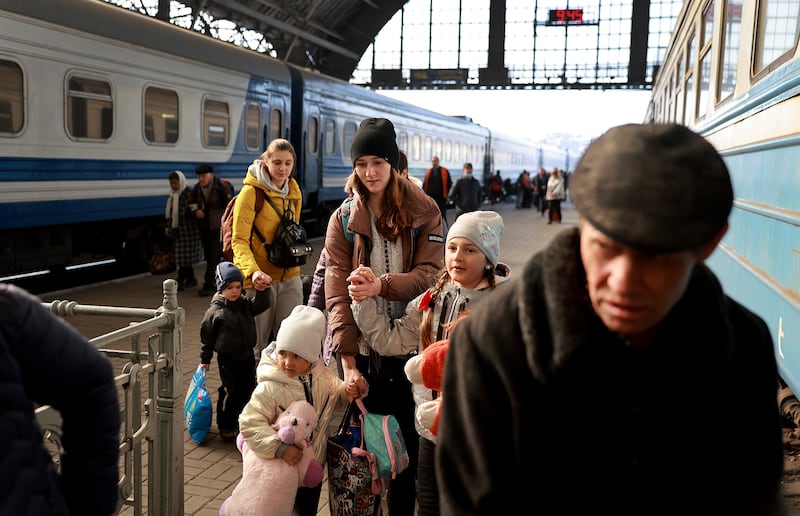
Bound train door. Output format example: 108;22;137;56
270;97;288;143
303;104;321;196
301;103;324;232
483;137;493;185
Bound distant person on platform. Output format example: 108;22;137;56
191;163;234;296
166;169;201;291
0;283;120;516
436;123;787;515
534;166;549;214
423;156;452;219
399;150;423;188
448;162;482;220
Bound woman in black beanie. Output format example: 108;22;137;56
324;118;445;515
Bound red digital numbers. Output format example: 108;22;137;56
548;8;584;25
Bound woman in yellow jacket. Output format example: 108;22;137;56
232;138;304;359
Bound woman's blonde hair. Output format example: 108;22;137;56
260;139;297;178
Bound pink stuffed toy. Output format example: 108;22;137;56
404;339;450;436
220;400;323;516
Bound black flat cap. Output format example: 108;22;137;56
571;123;733;252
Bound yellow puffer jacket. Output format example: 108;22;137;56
231;166;303;286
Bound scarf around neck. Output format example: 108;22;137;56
166;170;187;228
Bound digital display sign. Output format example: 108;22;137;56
547;8;585;25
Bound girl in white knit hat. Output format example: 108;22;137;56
349;209;511;516
237;305;366;516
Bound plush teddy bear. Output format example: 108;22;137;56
220;400;323;516
404;339;450;437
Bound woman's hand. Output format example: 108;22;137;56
341;355;364;391
251;270;273;291
347;265;380;302
345;377;368;401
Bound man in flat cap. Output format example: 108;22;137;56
436;124;786;515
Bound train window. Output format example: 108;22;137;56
67;76;112;140
202;99;229;147
424;137;433;161
668;67;675;121
245;103;260;150
270;109;282;141
344;120;358;159
684;33;696;123
397;131;408;155
701;1;714;47
717;1;741;103
696;2;714;120
454;142;461;163
0;60;23;134
144;87;179;144
675;55;685;124
324;118;335;155
754;0;800;74
307;115;318;154
412;134;421;161
434;138;443;160
444;141;452;162
684;67;695;124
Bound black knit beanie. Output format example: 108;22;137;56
350;118;400;170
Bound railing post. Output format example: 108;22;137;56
153;278;184;515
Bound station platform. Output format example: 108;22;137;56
38;198;577;516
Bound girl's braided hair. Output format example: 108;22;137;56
419;264;497;350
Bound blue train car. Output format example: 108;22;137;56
287;65;491;230
0;0;555;278
646;1;800;400
0;0;292;275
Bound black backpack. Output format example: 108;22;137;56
264;196;312;268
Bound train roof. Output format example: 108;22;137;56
0;0;403;82
290;65;490;136
0;0;291;83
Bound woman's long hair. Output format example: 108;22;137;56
350;167;413;242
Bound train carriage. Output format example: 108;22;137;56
646;1;800;399
0;0;558;282
0;0;293;275
288;65;491;230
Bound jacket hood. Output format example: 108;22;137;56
244;160;301;199
256;342;298;386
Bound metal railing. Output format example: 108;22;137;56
37;279;184;515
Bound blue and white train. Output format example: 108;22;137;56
645;1;800;403
0;0;567;278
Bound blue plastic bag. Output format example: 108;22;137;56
184;365;212;444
